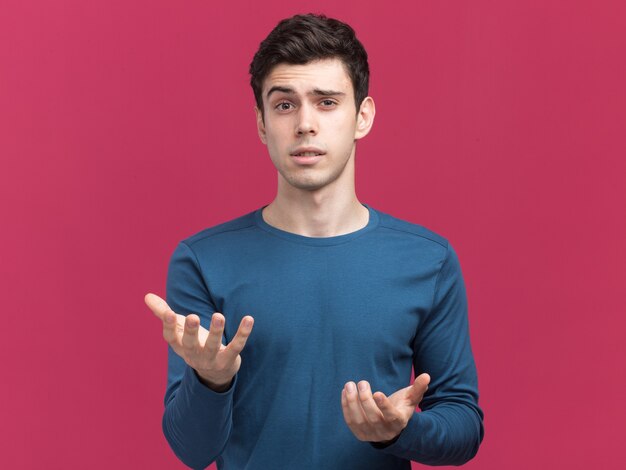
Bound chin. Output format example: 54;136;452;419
277;161;349;192
287;179;328;192
281;173;334;192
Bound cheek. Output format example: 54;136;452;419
264;131;287;163
329;127;357;152
263;125;283;151
265;119;290;142
326;112;356;138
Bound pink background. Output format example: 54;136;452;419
2;1;625;468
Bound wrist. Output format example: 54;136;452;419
195;370;234;392
370;431;401;449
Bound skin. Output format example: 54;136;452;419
342;374;431;445
144;293;253;392
145;57;431;445
255;58;374;237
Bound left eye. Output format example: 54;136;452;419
321;100;335;106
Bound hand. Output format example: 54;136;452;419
341;373;431;444
144;293;254;392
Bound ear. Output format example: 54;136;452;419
255;106;267;145
354;96;376;141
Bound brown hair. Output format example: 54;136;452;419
249;13;370;119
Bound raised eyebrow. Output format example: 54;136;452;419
266;86;346;100
309;89;346;97
266;86;294;100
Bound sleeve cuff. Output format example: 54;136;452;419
369;432;401;449
369;412;422;454
182;365;238;400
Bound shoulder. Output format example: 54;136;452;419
372;206;450;250
180;209;259;251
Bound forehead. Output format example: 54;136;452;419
262;58;353;97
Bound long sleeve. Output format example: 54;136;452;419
162;241;236;470
157;208;483;468
372;242;484;465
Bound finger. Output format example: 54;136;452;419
202;312;225;358
182;314;202;352
341;388;351;425
144;293;171;321
145;293;180;342
343;382;367;427
372;391;400;422
223;315;254;361
356;381;384;425
409;373;431;402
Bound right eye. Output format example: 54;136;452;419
275;102;293;111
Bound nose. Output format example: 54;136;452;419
295;103;318;136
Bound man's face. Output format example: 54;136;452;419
255;58;374;192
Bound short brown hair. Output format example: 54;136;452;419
249;13;370;119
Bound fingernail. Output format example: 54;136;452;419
213;317;223;328
346;382;356;394
358;382;367;392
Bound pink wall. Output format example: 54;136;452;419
2;1;624;468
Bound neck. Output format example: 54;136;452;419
262;159;369;238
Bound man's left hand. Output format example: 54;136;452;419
341;373;431;445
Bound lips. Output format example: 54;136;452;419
290;147;325;157
294;151;323;156
290;153;324;165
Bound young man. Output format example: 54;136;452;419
145;13;483;469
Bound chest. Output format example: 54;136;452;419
208;245;434;368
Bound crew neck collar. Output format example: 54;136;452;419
254;203;379;246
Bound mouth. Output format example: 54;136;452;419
290;146;326;165
290;147;326;157
292;151;324;157
290;153;324;165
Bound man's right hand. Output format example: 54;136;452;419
144;293;254;392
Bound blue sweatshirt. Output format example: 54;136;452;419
163;204;484;469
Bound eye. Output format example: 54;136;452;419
275;102;293;111
320;99;337;107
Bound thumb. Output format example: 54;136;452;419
408;373;430;403
144;293;172;320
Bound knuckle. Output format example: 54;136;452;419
388;414;400;425
182;339;196;352
236;330;250;342
369;415;382;425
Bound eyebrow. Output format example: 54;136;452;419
266;86;346;100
